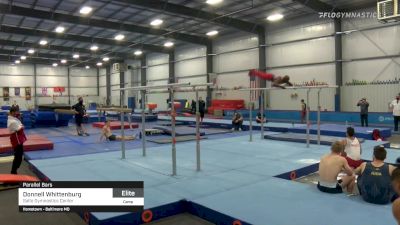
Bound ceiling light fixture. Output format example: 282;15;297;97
90;45;99;51
15;60;20;64
102;57;110;62
61;59;67;64
114;34;125;41
206;0;223;5
79;6;93;15
73;54;80;59
39;40;48;45
28;49;35;54
206;30;219;36
55;26;65;33
20;56;26;60
164;41;174;47
96;62;103;66
150;19;163;26
85;65;90;69
267;13;284;22
52;63;58;67
134;50;143;56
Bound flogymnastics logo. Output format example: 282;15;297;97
319;11;377;19
379;116;393;122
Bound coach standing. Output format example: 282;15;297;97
357;98;369;127
390;94;400;132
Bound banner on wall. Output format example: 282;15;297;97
54;87;65;96
41;87;48;96
3;87;9;101
25;87;31;100
15;87;20;96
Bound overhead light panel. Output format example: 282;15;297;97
15;60;20;64
267;13;284;22
90;45;99;51
55;26;65;33
85;65;90;69
114;34;125;41
150;19;163;26
52;63;58;67
28;49;35;54
20;56;26;60
164;41;174;47
96;62;103;66
102;57;110;62
79;6;93;15
39;40;48;45
206;0;223;5
73;54;80;59
206;30;218;36
61;59;67;64
134;50;143;56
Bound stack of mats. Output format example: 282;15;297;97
0;111;33;128
152;125;205;136
0;128;10;137
92;121;139;130
31;111;57;127
0;134;53;153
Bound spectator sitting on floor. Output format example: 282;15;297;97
391;168;400;224
318;141;355;194
256;112;266;124
231;112;243;131
355;146;396;204
341;127;363;169
100;120;136;142
372;129;383;141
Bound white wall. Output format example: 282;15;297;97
213;34;258;104
342;13;400;83
341;84;398;112
145;53;170;110
0;62;100;109
0;63;34;108
266;20;336;110
175;45;207;103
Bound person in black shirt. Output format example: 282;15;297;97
198;97;206;124
72;97;89;136
191;100;196;114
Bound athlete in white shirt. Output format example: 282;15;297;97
390;94;400;132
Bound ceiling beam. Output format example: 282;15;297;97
112;0;265;34
0;39;131;60
292;0;335;12
0;55;98;68
0;25;168;54
0;3;209;45
0;49;94;62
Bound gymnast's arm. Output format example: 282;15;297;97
99;127;106;142
393;199;400;225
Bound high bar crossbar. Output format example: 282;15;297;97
113;82;191;91
188;83;214;88
238;85;338;91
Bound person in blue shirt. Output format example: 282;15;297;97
355;146;396;204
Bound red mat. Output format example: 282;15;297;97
92;121;138;130
0;135;54;153
0;174;39;183
0;128;11;137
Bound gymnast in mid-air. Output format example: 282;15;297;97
248;69;293;88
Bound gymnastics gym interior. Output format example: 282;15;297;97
0;0;400;225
